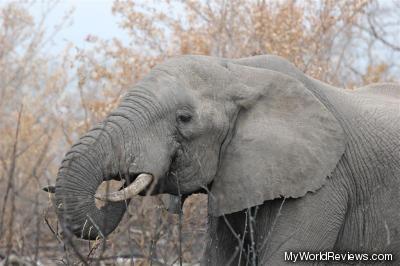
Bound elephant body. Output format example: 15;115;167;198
50;55;400;265
206;60;400;264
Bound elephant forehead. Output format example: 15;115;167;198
195;99;231;126
150;56;234;93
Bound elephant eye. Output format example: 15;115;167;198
176;110;192;124
177;113;192;123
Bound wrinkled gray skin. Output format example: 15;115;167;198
54;55;400;265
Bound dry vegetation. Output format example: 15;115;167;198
0;0;399;265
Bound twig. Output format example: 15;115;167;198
238;209;248;265
259;197;286;252
367;15;400;51
0;104;23;261
149;207;162;266
176;178;183;266
61;227;89;266
248;208;257;266
43;214;62;243
34;193;40;263
87;239;102;260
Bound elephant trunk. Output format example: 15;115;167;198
54;126;129;240
54;89;171;240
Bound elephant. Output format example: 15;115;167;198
47;54;400;265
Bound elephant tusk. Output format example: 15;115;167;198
95;173;153;202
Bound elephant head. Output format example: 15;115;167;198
53;55;345;240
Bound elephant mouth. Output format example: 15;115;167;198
95;173;154;202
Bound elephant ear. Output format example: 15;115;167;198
209;62;346;216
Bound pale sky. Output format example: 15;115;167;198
30;0;129;51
